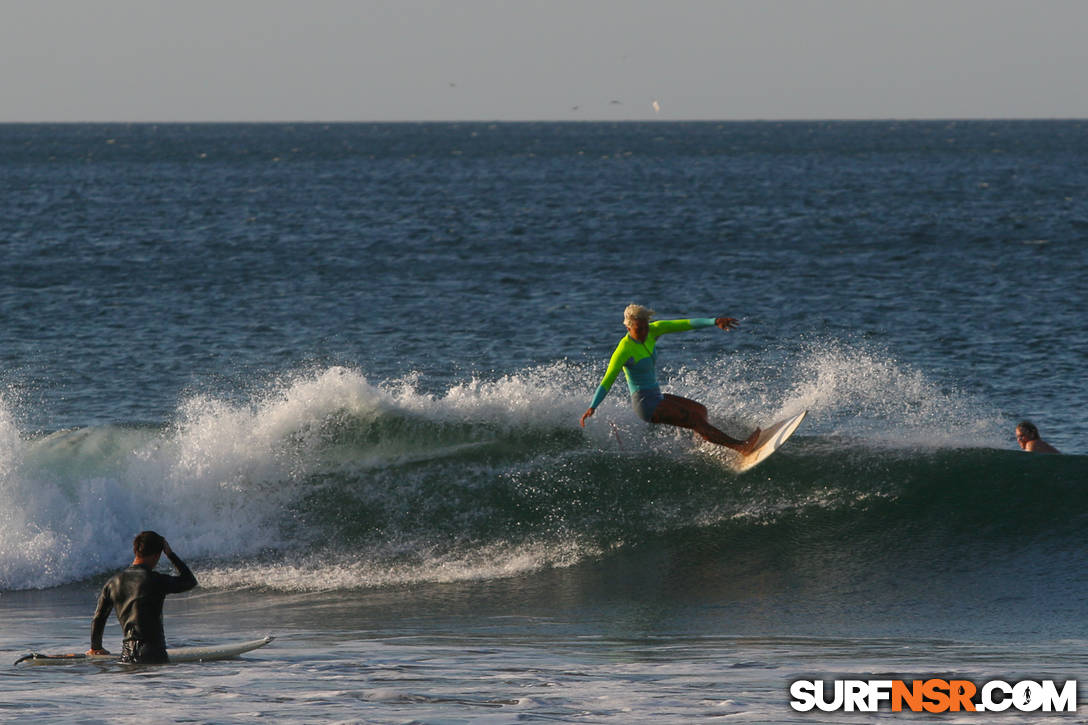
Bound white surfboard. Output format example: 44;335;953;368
14;635;274;666
733;410;807;472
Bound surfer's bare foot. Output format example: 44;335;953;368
738;428;761;455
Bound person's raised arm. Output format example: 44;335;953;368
161;540;198;593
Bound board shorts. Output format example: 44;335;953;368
631;387;664;422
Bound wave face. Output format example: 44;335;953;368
1;346;1082;593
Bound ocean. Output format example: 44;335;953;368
0;121;1085;723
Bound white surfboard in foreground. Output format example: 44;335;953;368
14;635;274;666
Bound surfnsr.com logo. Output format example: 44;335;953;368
789;679;1078;713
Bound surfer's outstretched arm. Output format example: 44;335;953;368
581;330;632;427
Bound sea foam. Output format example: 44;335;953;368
0;342;1010;591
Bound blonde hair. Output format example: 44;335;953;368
623;304;654;326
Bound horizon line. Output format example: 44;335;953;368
3;116;1087;125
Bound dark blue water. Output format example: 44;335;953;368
2;122;1085;722
4;122;1086;431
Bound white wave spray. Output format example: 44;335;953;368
0;340;1008;592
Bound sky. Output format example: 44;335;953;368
4;0;1088;122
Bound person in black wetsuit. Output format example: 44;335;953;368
88;531;198;664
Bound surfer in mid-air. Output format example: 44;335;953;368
580;304;760;454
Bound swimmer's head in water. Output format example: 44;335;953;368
1016;421;1039;442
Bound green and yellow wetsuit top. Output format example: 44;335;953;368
588;318;716;411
